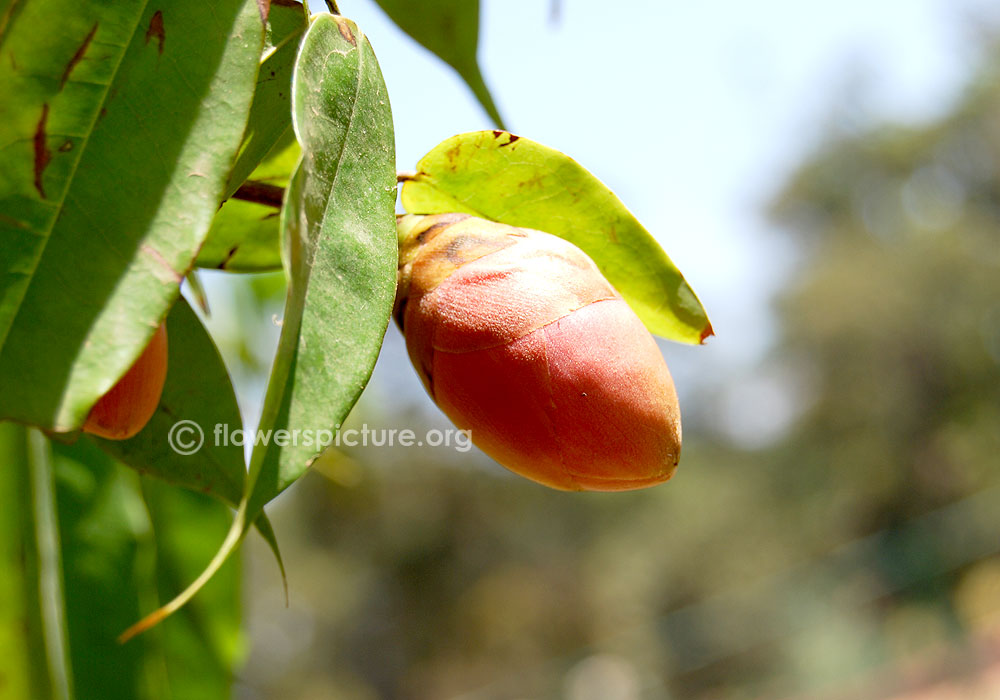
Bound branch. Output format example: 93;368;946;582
233;172;416;209
232;181;285;209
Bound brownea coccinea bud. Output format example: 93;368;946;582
83;322;168;440
394;213;681;491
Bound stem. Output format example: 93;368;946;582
27;429;73;700
232;181;285;209
324;0;340;13
234;171;416;208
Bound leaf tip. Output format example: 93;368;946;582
699;322;715;344
335;17;356;46
118;608;168;644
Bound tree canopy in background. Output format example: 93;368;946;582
233;39;1000;700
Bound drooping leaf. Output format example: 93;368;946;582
51;439;150;699
401;131;713;344
0;0;266;431
197;134;300;271
117;13;397;640
140;477;244;699
50;438;243;699
223;0;308;199
247;12;397;507
0;422;57;700
373;0;505;128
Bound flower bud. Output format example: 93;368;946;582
83;323;168;440
395;213;681;491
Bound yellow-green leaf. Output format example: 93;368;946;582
401;131;713;344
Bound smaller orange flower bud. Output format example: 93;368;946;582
395;214;681;491
83;323;168;440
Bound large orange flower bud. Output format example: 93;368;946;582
395;213;681;491
83;322;168;440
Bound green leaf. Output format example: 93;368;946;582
223;0;308;199
0;0;266;431
90;297;284;564
139;477;244;699
90;298;246;508
50;438;242;699
373;0;505;128
117;13;397;640
196;134;300;272
197;0;307;273
0;423;60;700
249;12;397;505
0;0;133;351
401;131;713;344
51;439;150;699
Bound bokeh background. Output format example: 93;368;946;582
194;1;1000;697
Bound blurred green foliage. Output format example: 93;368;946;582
0;423;243;700
233;41;1000;700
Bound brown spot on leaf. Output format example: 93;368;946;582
217;246;239;270
699;322;715;344
499;134;520;147
33;104;51;199
492;130;504;138
145;11;165;55
256;0;270;23
337;19;356;46
141;244;183;284
0;213;30;230
58;139;73;152
60;23;98;89
607;225;618;243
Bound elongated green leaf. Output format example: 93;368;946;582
0;422;55;700
0;0;266;431
373;0;505;128
140;478;243;699
248;12;397;505
117;13;397;640
197;135;300;271
401;131;713;344
223;0;307;199
51;438;242;699
0;0;142;351
52;439;150;699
